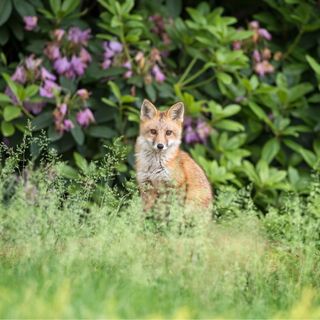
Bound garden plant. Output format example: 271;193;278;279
0;0;320;318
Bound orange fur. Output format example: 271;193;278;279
135;100;213;211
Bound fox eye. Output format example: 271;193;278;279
166;130;172;136
150;129;157;135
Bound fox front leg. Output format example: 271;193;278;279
140;183;158;211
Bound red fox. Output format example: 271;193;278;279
135;99;213;211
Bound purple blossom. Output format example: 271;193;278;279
23;16;38;31
53;29;65;42
5;87;18;105
196;120;212;143
79;48;92;64
123;61;133;79
109;41;123;53
76;108;95;127
258;28;272;40
41;67;56;81
252;50;261;63
71;55;86;77
63;119;74;131
53;57;70;75
254;60;274;77
24;101;45;114
124;70;133;78
45;44;61;60
76;89;90;100
104;47;115;59
184;125;199;144
68;27;91;45
25;55;42;71
123;61;131;69
232;41;241;50
59;103;67;116
152;65;166;83
11;66;27;84
40;80;60;98
102;59;112;70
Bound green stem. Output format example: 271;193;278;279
178;57;197;85
19;104;34;119
183;75;216;90
180;65;210;87
284;28;304;59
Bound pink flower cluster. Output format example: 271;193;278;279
135;48;166;84
184;117;212;144
102;40;123;70
8;55;60;114
23;16;38;31
45;27;92;79
232;21;282;77
149;15;171;45
53;89;95;133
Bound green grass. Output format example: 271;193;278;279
0;144;320;318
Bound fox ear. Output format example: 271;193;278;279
167;102;184;122
140;99;157;120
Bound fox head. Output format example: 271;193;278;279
139;99;184;152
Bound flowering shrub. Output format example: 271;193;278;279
1;0;320;206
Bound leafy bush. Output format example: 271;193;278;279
1;0;320;206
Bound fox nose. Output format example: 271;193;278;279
157;143;164;150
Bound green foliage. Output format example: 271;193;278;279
0;140;319;318
0;0;319;206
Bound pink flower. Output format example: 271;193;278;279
104;47;115;59
59;103;67;116
71;55;86;77
123;61;133;78
41;67;56;81
76;89;90;100
24;101;45;114
23;16;38;31
25;55;42;70
53;29;65;42
102;59;112;70
124;70;133;78
152;65;166;83
44;44;61;60
76;108;95;127
54;57;70;74
258;28;272;40
123;61;131;69
249;21;260;29
196;120;212;143
252;50;261;63
40;80;60;98
79;48;92;63
232;41;241;50
184;126;199;144
254;60;274;76
63;119;74;131
12;66;27;84
68;27;91;45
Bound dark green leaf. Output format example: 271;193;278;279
0;0;12;26
71;124;85;145
87;125;116;139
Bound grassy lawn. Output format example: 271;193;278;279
0;158;319;318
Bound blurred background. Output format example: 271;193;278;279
1;0;320;206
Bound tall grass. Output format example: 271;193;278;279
0;137;319;318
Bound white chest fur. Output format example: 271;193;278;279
136;149;171;185
135;138;173;186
